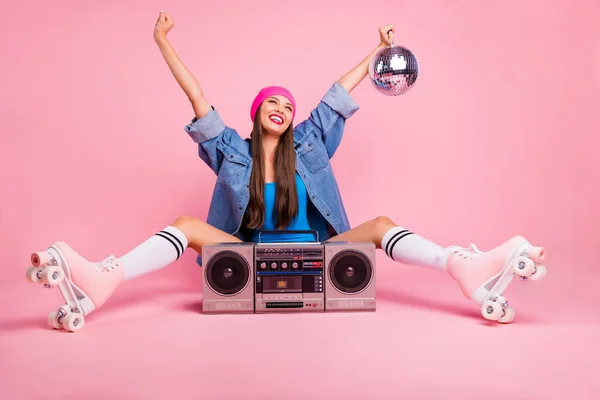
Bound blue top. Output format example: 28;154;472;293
184;82;360;266
250;172;326;243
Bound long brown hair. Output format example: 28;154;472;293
246;106;298;230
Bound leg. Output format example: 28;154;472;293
327;216;449;270
120;215;241;280
171;215;242;255
327;216;547;324
26;215;239;331
326;215;396;249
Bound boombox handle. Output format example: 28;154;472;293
256;230;320;243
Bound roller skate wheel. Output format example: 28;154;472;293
513;256;535;277
526;246;545;264
62;313;85;332
31;251;52;267
498;307;515;324
26;266;42;284
47;311;62;330
482;300;503;321
529;265;547;281
40;266;64;285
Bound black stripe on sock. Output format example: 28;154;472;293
159;230;185;256
387;232;414;260
156;232;182;259
385;229;410;256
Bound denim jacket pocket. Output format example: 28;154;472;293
217;143;251;184
296;132;329;173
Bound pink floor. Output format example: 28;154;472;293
2;251;598;399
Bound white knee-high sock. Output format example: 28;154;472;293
120;226;189;280
381;226;448;270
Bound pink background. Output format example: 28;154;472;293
1;0;599;398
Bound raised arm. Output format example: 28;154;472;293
337;24;395;93
153;11;249;175
293;25;396;157
153;11;212;119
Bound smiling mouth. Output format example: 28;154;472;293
269;115;283;125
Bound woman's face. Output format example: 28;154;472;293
259;95;294;136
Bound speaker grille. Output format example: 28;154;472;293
329;249;372;294
205;250;250;296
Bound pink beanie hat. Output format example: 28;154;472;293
250;86;296;122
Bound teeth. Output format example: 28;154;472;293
270;116;282;123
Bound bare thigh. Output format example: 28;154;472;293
325;216;397;249
171;215;242;254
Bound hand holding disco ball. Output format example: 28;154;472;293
368;25;419;96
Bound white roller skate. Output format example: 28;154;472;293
26;242;124;332
445;236;547;323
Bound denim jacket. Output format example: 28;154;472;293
184;82;359;265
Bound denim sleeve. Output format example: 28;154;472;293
184;108;247;174
296;82;360;158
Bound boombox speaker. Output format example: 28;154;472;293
202;242;255;314
324;242;376;311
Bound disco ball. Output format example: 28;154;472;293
368;44;419;96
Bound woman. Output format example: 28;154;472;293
27;11;547;330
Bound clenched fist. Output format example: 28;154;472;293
378;24;395;47
154;10;174;42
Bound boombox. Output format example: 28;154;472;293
201;231;376;314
